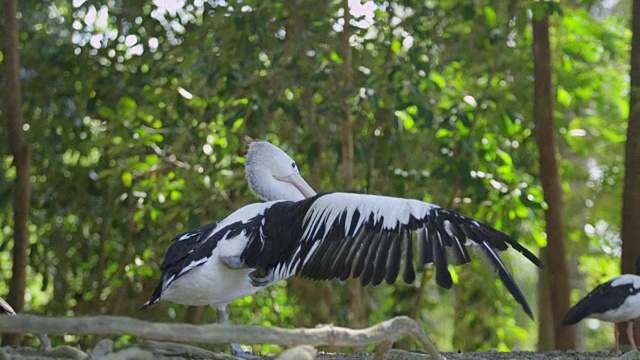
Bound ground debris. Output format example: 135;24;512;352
317;349;625;360
0;346;86;360
0;346;628;360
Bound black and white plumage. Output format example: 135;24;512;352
563;258;640;352
145;142;317;308
144;141;316;359
239;192;543;318
144;141;542;358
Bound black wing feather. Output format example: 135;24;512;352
158;223;218;271
372;233;393;286
417;228;431;265
386;234;402;284
479;242;533;319
430;229;453;289
329;234;356;276
402;235;416;284
340;232;369;281
353;232;375;279
361;233;383;286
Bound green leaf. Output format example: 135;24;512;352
329;51;343;64
557;87;572;108
483;6;497;29
117;96;137;113
429;72;446;89
121;172;133;187
391;38;402;54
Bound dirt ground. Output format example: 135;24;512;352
322;349;639;360
1;344;638;360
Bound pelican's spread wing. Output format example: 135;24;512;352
242;192;543;319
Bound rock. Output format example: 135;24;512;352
0;345;87;360
613;350;640;360
274;346;317;360
90;339;114;358
388;349;430;359
138;341;238;359
98;348;154;360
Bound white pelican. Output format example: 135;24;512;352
143;141;316;358
563;257;640;352
144;141;542;359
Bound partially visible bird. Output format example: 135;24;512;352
144;141;543;359
563;257;640;352
0;297;15;315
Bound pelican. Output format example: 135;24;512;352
143;141;316;358
144;141;542;359
563;257;640;352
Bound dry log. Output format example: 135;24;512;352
0;315;442;359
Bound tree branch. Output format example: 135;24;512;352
0;315;442;359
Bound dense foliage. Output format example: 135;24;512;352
0;0;631;354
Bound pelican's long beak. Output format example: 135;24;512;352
274;173;317;198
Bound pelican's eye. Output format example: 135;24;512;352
291;162;296;169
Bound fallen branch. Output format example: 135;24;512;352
0;315;442;359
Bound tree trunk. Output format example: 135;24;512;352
619;0;640;348
184;306;206;324
532;14;575;350
340;0;355;188
340;0;366;330
3;0;31;346
537;251;557;350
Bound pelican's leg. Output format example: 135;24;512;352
627;321;638;351
616;323;621;353
248;268;274;287
221;256;248;269
38;334;51;350
215;306;260;359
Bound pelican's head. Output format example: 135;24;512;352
245;141;317;202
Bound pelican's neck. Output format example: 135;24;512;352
246;168;305;202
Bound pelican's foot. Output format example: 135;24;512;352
221;256;248;269
249;268;274;287
230;342;260;359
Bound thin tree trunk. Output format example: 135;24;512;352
340;0;366;330
537;251;556;350
185;306;206;324
619;0;640;348
532;14;575;350
3;0;30;346
340;0;355;188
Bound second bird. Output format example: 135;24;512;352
564;257;640;352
